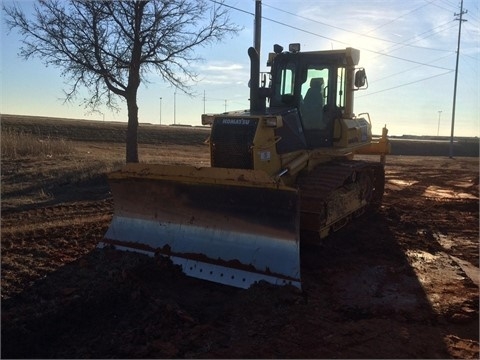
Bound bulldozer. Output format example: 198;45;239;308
100;44;390;288
100;42;390;290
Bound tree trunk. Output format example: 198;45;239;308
126;95;139;163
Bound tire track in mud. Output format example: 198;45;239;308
1;199;113;229
1;199;113;299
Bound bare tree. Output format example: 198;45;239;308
4;0;239;162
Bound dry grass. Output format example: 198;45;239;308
1;129;75;159
1;116;210;212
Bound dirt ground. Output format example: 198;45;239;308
1;117;479;358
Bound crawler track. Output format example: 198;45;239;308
297;160;385;237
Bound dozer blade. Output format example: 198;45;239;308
100;164;301;289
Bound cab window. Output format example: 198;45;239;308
280;65;295;95
301;67;329;102
336;67;346;109
300;66;329;131
272;61;296;106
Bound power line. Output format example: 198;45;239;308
262;14;454;70
377;21;458;56
263;2;452;53
212;0;454;71
371;51;453;70
462;52;479;61
427;0;457;13
365;22;458;71
440;0;459;7
374;53;454;83
211;0;253;16
357;70;454;97
267;1;459;69
262;1;459;64
362;0;435;34
210;0;465;97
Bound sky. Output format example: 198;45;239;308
1;0;479;137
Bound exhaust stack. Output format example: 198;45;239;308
249;0;265;114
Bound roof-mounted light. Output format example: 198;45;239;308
289;43;300;53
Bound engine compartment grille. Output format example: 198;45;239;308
211;118;258;169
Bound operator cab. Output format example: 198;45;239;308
268;44;351;148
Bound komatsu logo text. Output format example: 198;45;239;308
221;118;251;125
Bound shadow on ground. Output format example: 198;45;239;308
1;210;460;359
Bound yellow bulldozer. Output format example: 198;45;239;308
100;42;390;290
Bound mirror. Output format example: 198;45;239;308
354;69;367;88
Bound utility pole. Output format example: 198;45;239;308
159;97;162;125
203;90;206;114
254;0;261;56
449;0;467;158
224;99;227;112
174;90;177;125
437;110;442;136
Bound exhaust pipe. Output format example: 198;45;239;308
249;0;265;114
249;47;263;114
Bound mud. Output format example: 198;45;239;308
1;155;478;358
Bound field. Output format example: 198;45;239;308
1;114;479;358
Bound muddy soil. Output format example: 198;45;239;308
1;127;478;358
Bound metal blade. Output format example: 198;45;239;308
100;164;301;289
